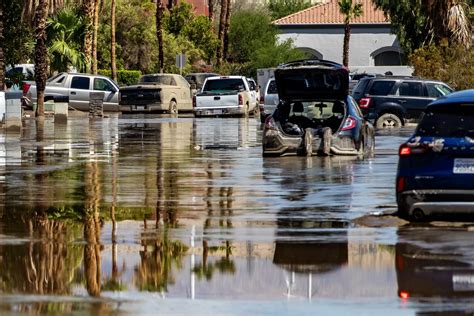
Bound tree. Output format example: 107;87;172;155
208;0;215;24
82;0;94;73
23;0;64;117
110;0;117;81
46;9;86;72
216;0;228;66
223;0;231;60
268;0;313;20
156;0;164;72
338;0;363;67
0;5;4;91
92;0;100;74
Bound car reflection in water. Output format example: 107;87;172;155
396;225;474;312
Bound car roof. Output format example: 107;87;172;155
361;75;446;83
428;89;474;106
278;59;345;70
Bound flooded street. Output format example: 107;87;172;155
2;114;474;315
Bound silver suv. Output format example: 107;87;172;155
259;78;279;123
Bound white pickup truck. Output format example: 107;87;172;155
193;76;258;117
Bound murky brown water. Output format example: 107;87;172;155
1;114;474;315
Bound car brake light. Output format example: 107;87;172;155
22;82;31;94
396;176;405;193
359;97;371;109
399;143;429;156
192;95;196;108
399;290;410;300
260;95;264;104
264;116;277;131
238;94;243;106
341;116;357;131
399;145;411;156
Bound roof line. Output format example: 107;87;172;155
272;1;327;25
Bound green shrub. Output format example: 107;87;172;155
98;69;142;86
410;43;474;91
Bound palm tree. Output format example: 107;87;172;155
23;0;65;117
208;0;215;25
422;0;471;46
110;0;117;81
82;0;94;73
156;0;164;73
92;0;100;74
47;9;86;72
222;0;231;60
0;4;5;91
338;0;363;67
216;0;228;66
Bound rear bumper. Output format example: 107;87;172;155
120;103;166;112
398;189;474;216
193;106;245;117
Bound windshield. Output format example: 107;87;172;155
417;104;474;137
139;75;176;85
202;79;245;92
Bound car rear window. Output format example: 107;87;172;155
351;79;369;97
139;75;176;85
267;80;277;94
417;104;474;137
368;80;395;96
203;79;245;92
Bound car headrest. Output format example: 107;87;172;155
292;102;304;113
333;101;344;114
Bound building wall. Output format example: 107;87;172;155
277;25;411;74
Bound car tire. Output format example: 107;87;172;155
320;127;332;156
304;128;313;156
360;129;375;158
376;113;402;129
169;100;178;115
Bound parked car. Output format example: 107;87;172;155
120;73;193;114
23;72;120;112
348;72;381;94
352;76;453;128
184;72;219;91
396;89;474;221
259;78;279;123
247;77;260;112
193;76;258;117
262;59;375;157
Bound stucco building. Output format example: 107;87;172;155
274;0;412;75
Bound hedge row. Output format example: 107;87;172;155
98;69;142;86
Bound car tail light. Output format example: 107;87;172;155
238;94;243;106
22;82;31;94
264;116;277;131
359;97;371;109
260;95;264;104
341;116;357;131
396;176;405;193
399;143;430;156
192;95;196;108
399;290;410;300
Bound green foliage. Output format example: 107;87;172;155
98;69;142;85
268;0;313;20
47;9;86;73
163;1;194;36
338;0;363;22
228;10;305;76
410;43;474;90
1;0;34;66
182;15;219;62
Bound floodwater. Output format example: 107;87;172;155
1;114;474;315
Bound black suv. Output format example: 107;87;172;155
352;76;453;128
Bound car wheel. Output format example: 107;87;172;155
376;113;402;129
304;128;313;156
320;127;332;156
169;100;178;115
360;129;375;158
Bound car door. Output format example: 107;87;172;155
69;76;91;110
92;77;119;111
393;81;428;120
176;75;192;109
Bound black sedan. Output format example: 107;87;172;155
262;59;375;157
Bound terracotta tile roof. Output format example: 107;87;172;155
273;0;389;25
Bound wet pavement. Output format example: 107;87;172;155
1;114;474;315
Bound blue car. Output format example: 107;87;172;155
396;89;474;221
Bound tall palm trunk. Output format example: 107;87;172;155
222;0;231;60
342;22;350;66
156;0;164;73
34;0;49;117
216;0;228;66
0;5;4;91
110;0;117;81
92;0;100;74
208;0;214;25
82;0;94;73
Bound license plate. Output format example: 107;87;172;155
208;109;222;115
453;158;474;174
453;274;474;291
136;106;145;111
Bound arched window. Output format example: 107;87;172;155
297;47;323;60
371;47;407;66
